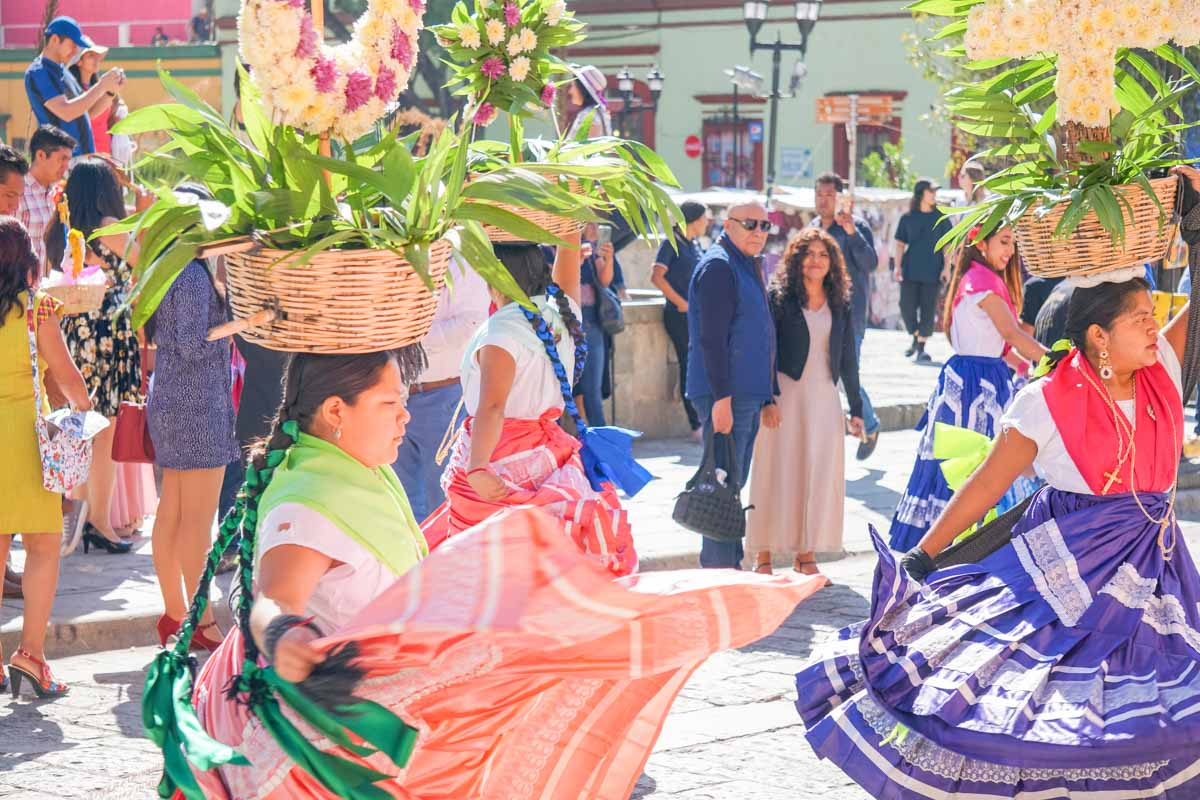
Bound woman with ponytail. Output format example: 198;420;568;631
153;303;826;800
421;232;640;576
792;254;1200;797
888;224;1047;553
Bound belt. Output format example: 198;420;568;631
410;377;459;395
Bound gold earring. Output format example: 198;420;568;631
1099;349;1114;380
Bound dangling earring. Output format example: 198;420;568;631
1099;349;1114;381
334;427;343;440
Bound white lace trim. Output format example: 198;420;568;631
1100;563;1200;655
857;695;1172;783
1012;518;1092;626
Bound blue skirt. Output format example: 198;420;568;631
795;488;1200;799
889;354;1027;553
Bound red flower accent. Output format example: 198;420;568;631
295;13;318;58
375;66;397;101
312;55;338;93
540;83;556;105
474;102;497;126
344;69;374;111
968;224;983;243
504;1;520;27
391;26;415;70
481;56;506;80
409;0;425;9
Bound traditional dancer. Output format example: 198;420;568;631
148;349;827;800
888;224;1046;553
796;265;1200;797
421;236;641;576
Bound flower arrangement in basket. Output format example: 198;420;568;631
911;0;1200;278
432;0;684;244
42;183;106;315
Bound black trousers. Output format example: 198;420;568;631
900;280;940;339
663;307;700;430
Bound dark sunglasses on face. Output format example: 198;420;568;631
730;217;771;232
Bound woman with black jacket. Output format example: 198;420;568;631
747;228;863;577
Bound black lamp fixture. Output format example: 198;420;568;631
742;0;823;195
614;65;666;140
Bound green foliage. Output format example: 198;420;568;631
906;0;1198;250
860;140;919;189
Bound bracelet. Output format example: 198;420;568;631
262;614;321;662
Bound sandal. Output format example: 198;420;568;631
753;552;773;575
8;648;68;699
0;645;7;694
793;556;822;576
191;622;225;653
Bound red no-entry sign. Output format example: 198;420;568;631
684;135;702;159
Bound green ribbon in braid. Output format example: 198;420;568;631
142;420;419;800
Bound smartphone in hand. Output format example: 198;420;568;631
596;224;613;248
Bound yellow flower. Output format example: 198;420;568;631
374;0;401;16
506;33;522;56
279;78;319;116
509;55;531;81
478;0;492;8
397;5;420;36
486;18;505;45
356;14;389;49
518;26;538;52
458;22;482;49
1094;6;1117;29
545;0;566;25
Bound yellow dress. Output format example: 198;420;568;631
1;291;63;535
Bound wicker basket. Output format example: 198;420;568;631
223;240;452;353
1014;177;1180;279
475;178;586;243
44;282;106;316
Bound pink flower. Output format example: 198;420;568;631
474;102;497;126
344;69;373;111
481;56;506;80
311;55;338;93
540;83;556;105
504;1;520;27
391;26;415;70
375;66;397;101
284;0;303;8
409;0;425;9
295;13;318;58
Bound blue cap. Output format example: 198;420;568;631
45;16;95;50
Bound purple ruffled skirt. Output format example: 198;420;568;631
797;487;1200;798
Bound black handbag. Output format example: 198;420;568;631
672;429;747;542
593;281;625;336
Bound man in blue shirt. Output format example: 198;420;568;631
812;172;881;459
686;202;777;569
24;17;123;156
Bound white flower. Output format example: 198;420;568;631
518;26;537;51
486;18;506;45
396;5;421;36
545;0;566;25
506;33;523;56
458;22;482;49
509;55;531;81
477;0;493;9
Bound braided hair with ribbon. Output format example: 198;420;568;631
143;348;426;800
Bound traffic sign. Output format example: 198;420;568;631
815;94;894;125
684;134;703;159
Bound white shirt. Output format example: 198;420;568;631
257;503;399;631
461;295;580;420
950;291;1007;357
417;256;490;384
1000;335;1182;494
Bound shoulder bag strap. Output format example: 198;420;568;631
25;292;46;416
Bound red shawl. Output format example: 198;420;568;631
1043;349;1182;494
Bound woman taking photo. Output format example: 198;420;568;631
0;217;92;698
45;158;153;554
161;351;824;800
888;223;1046;554
747;229;863;577
145;200;238;650
422;235;637;576
68;44;125;155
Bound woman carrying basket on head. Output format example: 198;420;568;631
421;232;643;576
150;338;827;800
791;166;1200;800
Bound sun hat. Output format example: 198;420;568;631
571;64;609;109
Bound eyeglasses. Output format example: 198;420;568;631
729;217;771;232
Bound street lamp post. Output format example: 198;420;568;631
743;0;822;195
615;66;665;142
723;65;764;188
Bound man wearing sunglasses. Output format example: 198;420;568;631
685;202;777;569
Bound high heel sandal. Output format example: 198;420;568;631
8;648;68;699
754;552;774;575
190;622;225;653
82;523;133;555
0;646;8;695
156;614;182;647
793;555;822;576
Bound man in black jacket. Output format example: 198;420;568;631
812;172;881;459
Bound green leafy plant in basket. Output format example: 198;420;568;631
97;67;599;328
909;0;1200;272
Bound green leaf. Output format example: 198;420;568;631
128;244;199;329
455;222;534;310
110;103;204;135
